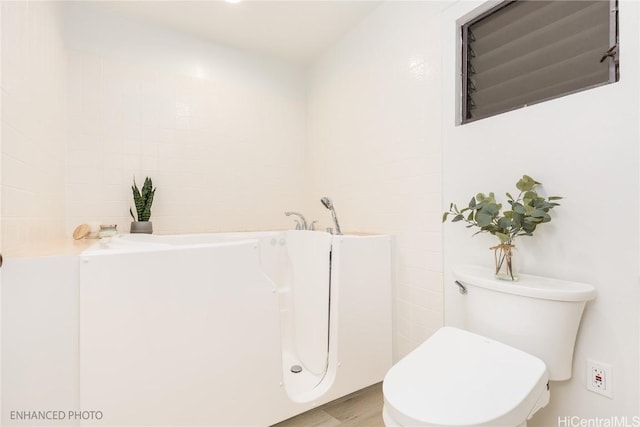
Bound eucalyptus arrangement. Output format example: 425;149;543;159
129;177;156;234
442;175;562;281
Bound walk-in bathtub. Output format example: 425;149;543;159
78;231;392;426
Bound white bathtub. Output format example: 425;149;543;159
77;231;392;426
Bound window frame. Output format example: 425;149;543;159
460;0;619;125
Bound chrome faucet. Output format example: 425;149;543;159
285;211;308;230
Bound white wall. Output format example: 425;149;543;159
308;1;445;360
1;1;68;254
441;1;640;424
62;2;308;235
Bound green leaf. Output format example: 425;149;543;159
442;212;449;222
132;178;144;220
506;192;514;201
530;209;547;218
141;177;152;199
452;214;464;222
512;212;524;227
467;211;474;221
469;197;476;209
497;217;512;229
532;198;549;209
516;175;537;192
141;189;155;221
475;211;493;227
485;203;500;215
548;196;563;200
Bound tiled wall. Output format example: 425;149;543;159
65;50;307;235
1;1;68;254
307;1;446;360
59;0;311;236
3;1;447;363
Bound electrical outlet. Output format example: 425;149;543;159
586;359;613;398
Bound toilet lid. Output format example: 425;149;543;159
383;327;548;426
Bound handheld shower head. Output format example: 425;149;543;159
320;196;342;235
320;197;332;210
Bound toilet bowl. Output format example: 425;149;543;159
382;266;596;427
382;327;549;427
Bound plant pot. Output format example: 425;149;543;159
130;221;153;234
491;243;518;281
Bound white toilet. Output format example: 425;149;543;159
383;265;596;427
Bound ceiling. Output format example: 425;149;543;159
94;1;382;65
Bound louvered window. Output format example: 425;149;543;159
462;0;619;124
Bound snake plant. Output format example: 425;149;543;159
129;177;156;222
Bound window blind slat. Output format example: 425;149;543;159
472;1;607;56
472;22;609;91
470;1;553;38
471;45;609;113
473;12;609;76
472;69;608;119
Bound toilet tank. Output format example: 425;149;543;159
454;265;596;381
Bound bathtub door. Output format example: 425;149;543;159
286;231;333;376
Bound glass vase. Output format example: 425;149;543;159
491;243;519;281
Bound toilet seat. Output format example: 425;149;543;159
383;327;549;426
